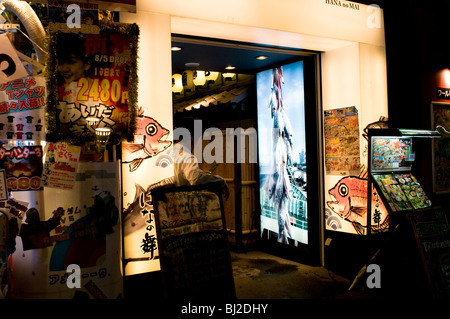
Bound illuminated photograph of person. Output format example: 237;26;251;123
257;61;308;245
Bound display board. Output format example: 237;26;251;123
372;173;432;212
409;208;450;298
371;136;413;172
431;102;450;194
151;182;235;299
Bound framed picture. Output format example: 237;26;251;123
431;102;450;194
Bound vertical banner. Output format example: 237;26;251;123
10;162;122;299
45;22;139;144
0;76;46;141
121;111;172;275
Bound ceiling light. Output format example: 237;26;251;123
256;55;268;60
171;46;182;51
185;62;200;68
225;66;235;70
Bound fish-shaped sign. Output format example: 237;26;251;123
122;113;172;172
327;176;389;234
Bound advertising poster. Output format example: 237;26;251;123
324;106;361;175
46;22;139;144
431;102;450;193
42;142;81;190
0;144;43;192
257;61;308;245
10;162;122;299
0;76;46;141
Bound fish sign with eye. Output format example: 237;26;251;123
327;176;389;235
122;114;172;172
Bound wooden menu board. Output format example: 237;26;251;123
151;182;235;299
409;208;450;298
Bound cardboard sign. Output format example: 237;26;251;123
0;34;28;84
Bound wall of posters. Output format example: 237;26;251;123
0;76;46;141
257;61;308;245
9;162;122;299
431;102;450;193
324;106;361;175
45;22;138;144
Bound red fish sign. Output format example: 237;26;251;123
327;176;389;235
122;114;172;171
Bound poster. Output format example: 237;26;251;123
0;170;7;201
0;76;46;141
0;144;43;192
324;106;361;175
257;61;308;245
431;102;450;193
42;142;81;190
10;162;122;299
46;22;139;145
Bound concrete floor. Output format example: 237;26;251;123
230;250;371;299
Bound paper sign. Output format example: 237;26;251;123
0;34;28;84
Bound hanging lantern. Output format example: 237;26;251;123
206;71;219;83
172;73;183;93
95;127;112;153
182;70;195;92
193;70;206;86
222;72;236;81
86;116;100;127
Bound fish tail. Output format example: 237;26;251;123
129;158;144;172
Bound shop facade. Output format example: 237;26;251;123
0;0;390;299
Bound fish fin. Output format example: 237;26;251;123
350;206;366;216
124;143;144;154
129;158;144;172
352;222;365;235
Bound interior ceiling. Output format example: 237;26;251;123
171;37;310;75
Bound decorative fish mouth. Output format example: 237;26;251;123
327;192;351;219
158;130;171;148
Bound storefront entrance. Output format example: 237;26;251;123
170;36;324;266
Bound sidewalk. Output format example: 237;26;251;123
231;250;372;299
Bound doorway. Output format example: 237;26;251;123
170;35;324;266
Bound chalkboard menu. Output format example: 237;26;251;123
151;182;236;299
409;208;450;298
